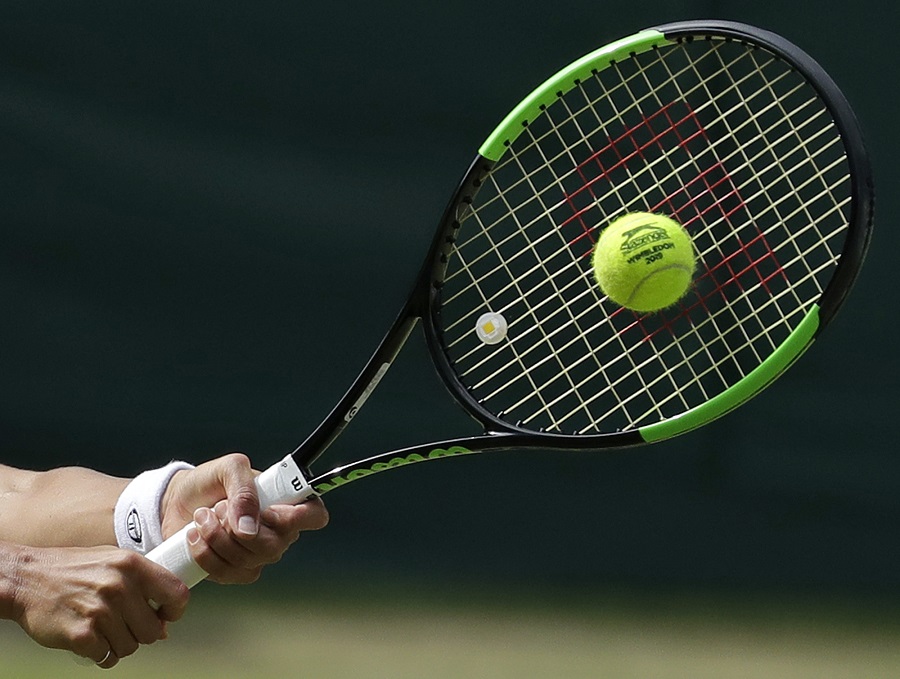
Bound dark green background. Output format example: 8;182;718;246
0;1;896;592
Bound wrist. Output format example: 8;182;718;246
114;462;194;555
0;540;26;623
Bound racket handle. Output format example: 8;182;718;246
145;454;316;587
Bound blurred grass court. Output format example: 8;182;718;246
4;583;900;679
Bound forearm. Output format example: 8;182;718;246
0;465;128;547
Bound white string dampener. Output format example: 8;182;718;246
145;454;317;588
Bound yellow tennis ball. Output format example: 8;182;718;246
592;212;696;313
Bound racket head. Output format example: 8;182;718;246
421;20;873;448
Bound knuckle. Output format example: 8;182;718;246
234;488;260;508
69;621;100;652
302;500;330;530
224;547;264;570
235;567;263;585
136;625;163;645
235;552;260;569
160;590;189;622
94;574;128;603
160;580;190;616
189;546;212;568
312;505;330;529
174;580;191;606
208;564;262;586
119;639;140;658
81;596;114;624
224;452;252;472
110;549;143;573
253;545;282;566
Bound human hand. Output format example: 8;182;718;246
10;544;188;668
159;453;329;584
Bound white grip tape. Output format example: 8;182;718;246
146;522;208;589
145;454;316;587
254;453;317;507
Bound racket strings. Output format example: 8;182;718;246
442;71;832;325
685;47;832;322
438;39;852;435
641;47;840;381
451;117;846;379
470;187;588;430
446;47;840;430
454;43;776;238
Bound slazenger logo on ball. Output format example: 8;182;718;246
619;224;676;265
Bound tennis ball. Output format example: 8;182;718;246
592;212;695;313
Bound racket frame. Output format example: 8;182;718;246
288;19;876;483
419;19;873;452
146;20;873;586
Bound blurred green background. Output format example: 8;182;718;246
1;0;898;675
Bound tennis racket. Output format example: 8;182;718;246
147;19;874;586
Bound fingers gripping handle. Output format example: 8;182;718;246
145;454;316;587
148;522;208;589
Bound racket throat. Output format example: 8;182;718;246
292;314;420;465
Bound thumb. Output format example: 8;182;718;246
216;453;260;538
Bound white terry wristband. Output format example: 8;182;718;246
114;461;195;554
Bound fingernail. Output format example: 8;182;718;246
187;527;201;546
194;507;214;529
237;515;258;537
213;500;227;521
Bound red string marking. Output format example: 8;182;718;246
563;101;702;255
558;100;787;342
